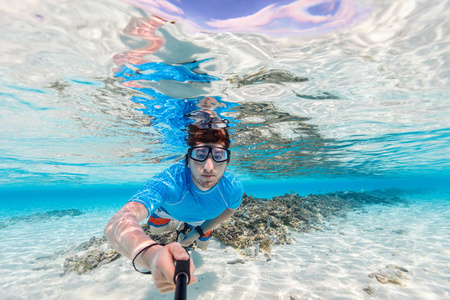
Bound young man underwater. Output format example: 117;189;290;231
104;125;243;294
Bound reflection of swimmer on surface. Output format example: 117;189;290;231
104;124;243;294
196;96;226;111
186;109;228;129
113;15;167;88
187;97;230;128
113;15;167;67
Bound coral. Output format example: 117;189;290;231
214;189;408;254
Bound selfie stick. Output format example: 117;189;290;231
174;257;190;300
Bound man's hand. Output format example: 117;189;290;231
178;230;199;248
104;202;198;295
144;242;198;294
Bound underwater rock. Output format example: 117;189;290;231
245;244;260;257
62;224;184;275
62;236;120;275
0;209;83;229
391;229;407;234
368;264;410;285
63;249;121;275
227;259;245;265
363;285;375;295
75;236;108;250
62;225;184;275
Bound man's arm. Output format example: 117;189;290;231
104;201;197;294
200;207;236;233
179;208;236;247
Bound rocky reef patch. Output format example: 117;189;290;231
62;237;121;275
214;189;408;253
0;209;83;229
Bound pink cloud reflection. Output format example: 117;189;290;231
206;0;356;33
123;0;358;34
123;0;185;20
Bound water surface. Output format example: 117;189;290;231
1;0;448;189
1;2;450;299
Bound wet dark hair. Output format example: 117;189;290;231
186;125;230;148
185;125;231;164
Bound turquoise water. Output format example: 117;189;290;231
1;1;450;298
1;175;449;214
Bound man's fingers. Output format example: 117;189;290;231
188;275;198;285
169;242;190;261
170;243;197;284
170;242;196;280
157;281;176;294
152;243;197;294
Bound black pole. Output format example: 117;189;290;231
173;258;190;300
174;273;188;300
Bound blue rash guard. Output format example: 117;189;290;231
129;160;244;224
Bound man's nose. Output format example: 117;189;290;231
203;155;214;171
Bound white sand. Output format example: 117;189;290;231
1;193;449;299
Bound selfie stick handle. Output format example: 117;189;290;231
174;258;190;300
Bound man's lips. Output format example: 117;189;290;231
201;174;215;179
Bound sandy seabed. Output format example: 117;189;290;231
1;193;449;300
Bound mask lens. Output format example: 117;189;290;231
212;148;228;162
189;147;230;162
191;147;209;161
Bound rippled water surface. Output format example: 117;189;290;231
1;2;450;300
1;0;449;187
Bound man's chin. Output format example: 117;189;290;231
200;180;218;189
201;182;215;189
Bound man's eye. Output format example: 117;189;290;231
196;148;208;155
212;149;225;158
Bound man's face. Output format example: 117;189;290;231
188;142;228;191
